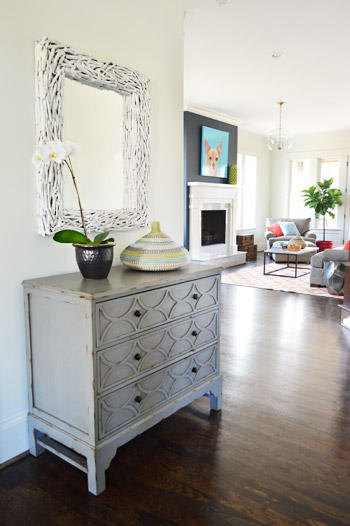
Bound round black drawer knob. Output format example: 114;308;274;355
192;294;199;300
134;310;142;318
134;353;142;361
192;367;198;373
135;396;142;403
192;330;198;337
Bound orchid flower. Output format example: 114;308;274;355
32;139;114;247
39;141;67;164
31;150;45;166
62;140;80;158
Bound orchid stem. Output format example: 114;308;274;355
64;158;89;241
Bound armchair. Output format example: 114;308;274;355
265;217;317;263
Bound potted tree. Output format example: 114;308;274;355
302;177;342;252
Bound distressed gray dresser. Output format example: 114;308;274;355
23;263;222;495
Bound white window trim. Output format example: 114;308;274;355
237;151;257;230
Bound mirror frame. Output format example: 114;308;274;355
35;37;150;235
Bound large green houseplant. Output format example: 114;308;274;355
302;177;342;251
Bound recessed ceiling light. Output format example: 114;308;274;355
216;0;230;7
270;52;285;59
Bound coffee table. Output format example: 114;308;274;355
264;247;319;278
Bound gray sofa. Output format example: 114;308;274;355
310;247;349;286
265;217;317;262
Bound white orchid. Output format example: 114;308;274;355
33;139;88;238
32;138;113;248
62;140;80;158
39;140;67;164
31;150;45;166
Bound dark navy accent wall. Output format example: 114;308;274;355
184;111;238;248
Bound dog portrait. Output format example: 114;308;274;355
201;126;229;178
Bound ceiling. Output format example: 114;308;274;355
184;0;350;137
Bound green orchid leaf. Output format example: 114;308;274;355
53;230;89;244
94;232;109;244
101;237;115;244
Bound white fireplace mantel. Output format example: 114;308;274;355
188;182;245;267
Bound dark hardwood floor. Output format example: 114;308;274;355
1;255;350;525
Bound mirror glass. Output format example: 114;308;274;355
63;78;124;210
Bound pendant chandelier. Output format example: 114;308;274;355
267;101;293;151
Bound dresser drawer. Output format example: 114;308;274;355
98;344;219;439
95;275;219;347
96;309;219;394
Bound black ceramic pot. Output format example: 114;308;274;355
73;243;115;279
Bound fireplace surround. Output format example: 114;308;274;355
188;182;246;267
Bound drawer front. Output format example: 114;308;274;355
95;275;219;347
96;309;219;394
98;344;219;439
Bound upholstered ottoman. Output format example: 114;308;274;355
271;241;317;263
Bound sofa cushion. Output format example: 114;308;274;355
292;218;311;236
266;218;311;235
266;221;284;237
344;241;349;250
279;221;300;236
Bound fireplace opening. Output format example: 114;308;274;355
201;210;226;246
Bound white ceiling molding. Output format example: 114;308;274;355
185;105;242;127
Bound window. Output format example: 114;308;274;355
289;157;340;228
236;153;257;230
289;160;311;218
317;159;340;228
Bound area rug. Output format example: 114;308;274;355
222;262;340;298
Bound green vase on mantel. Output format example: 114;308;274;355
229;164;237;185
120;221;190;271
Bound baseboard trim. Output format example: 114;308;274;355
0;450;29;471
0;411;29;464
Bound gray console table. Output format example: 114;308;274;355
23;264;222;495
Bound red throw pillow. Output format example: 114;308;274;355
343;241;349;250
266;221;284;237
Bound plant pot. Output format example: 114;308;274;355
73;243;115;279
316;240;334;252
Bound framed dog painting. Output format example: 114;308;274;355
201;126;229;178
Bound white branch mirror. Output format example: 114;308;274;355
35;37;151;235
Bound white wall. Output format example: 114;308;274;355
270;130;350;218
0;0;184;463
238;129;271;249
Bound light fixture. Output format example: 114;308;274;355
216;0;230;6
267;101;293;151
270;52;285;59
